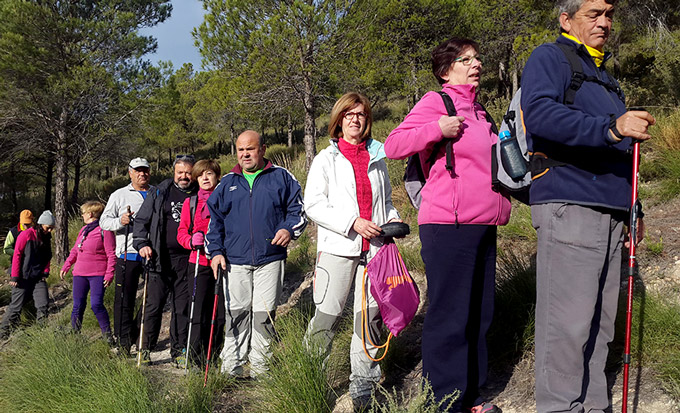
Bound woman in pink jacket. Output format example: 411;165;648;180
177;159;225;368
60;201;116;342
385;37;511;413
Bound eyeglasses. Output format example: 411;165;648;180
453;55;483;66
343;111;367;120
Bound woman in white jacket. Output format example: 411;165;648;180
304;92;401;409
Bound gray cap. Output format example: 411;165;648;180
37;210;55;226
129;157;150;169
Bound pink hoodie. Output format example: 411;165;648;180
385;83;511;226
61;225;116;282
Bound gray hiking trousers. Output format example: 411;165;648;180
219;259;284;377
304;252;383;399
0;278;49;337
532;203;624;413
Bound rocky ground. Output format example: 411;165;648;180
1;196;679;412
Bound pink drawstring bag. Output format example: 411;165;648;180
365;241;419;337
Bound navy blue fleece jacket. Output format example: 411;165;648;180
521;36;632;210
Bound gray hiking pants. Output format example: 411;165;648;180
304;252;382;399
219;259;284;377
532;203;624;413
0;278;49;337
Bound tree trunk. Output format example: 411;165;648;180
71;154;81;208
302;76;316;171
44;155;54;211
54;112;69;263
287;113;293;148
230;124;236;155
511;66;519;97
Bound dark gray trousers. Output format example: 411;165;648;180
0;278;49;337
532;203;624;413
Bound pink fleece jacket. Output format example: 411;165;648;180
61;225;116;282
385;83;511;226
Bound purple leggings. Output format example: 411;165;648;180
71;276;111;333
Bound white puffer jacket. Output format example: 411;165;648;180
305;139;400;258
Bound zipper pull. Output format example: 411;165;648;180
455;210;460;228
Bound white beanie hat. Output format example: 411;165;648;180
37;210;55;226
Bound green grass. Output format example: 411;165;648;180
247;308;336;412
629;292;680;399
498;202;536;241
0;283;10;307
646;235;664;256
0;327;154;413
0;324;235;413
488;248;537;363
286;232;315;275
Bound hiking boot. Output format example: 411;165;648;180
139;349;152;366
468;402;502;413
352;395;372;413
102;331;115;347
172;348;187;369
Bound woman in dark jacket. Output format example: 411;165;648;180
0;210;55;340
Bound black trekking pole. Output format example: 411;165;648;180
115;206;132;348
204;265;223;387
185;247;201;372
622;138;642;413
137;258;150;368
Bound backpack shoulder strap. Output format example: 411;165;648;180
555;42;585;105
477;102;498;135
433;91;457;171
188;194;198;234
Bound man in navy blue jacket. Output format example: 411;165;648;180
207;130;307;378
521;1;655;412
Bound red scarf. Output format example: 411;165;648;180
338;139;372;251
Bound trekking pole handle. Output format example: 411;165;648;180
215;266;223;294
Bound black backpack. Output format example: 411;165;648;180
403;91;497;209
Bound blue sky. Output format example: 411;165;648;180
139;0;205;70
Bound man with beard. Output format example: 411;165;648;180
133;155;197;366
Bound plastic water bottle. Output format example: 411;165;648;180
499;130;527;180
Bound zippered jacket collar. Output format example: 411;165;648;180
329;138;386;165
229;159;273;175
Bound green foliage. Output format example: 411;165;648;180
0;328;154;413
247;308;335;412
370;380;458;413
